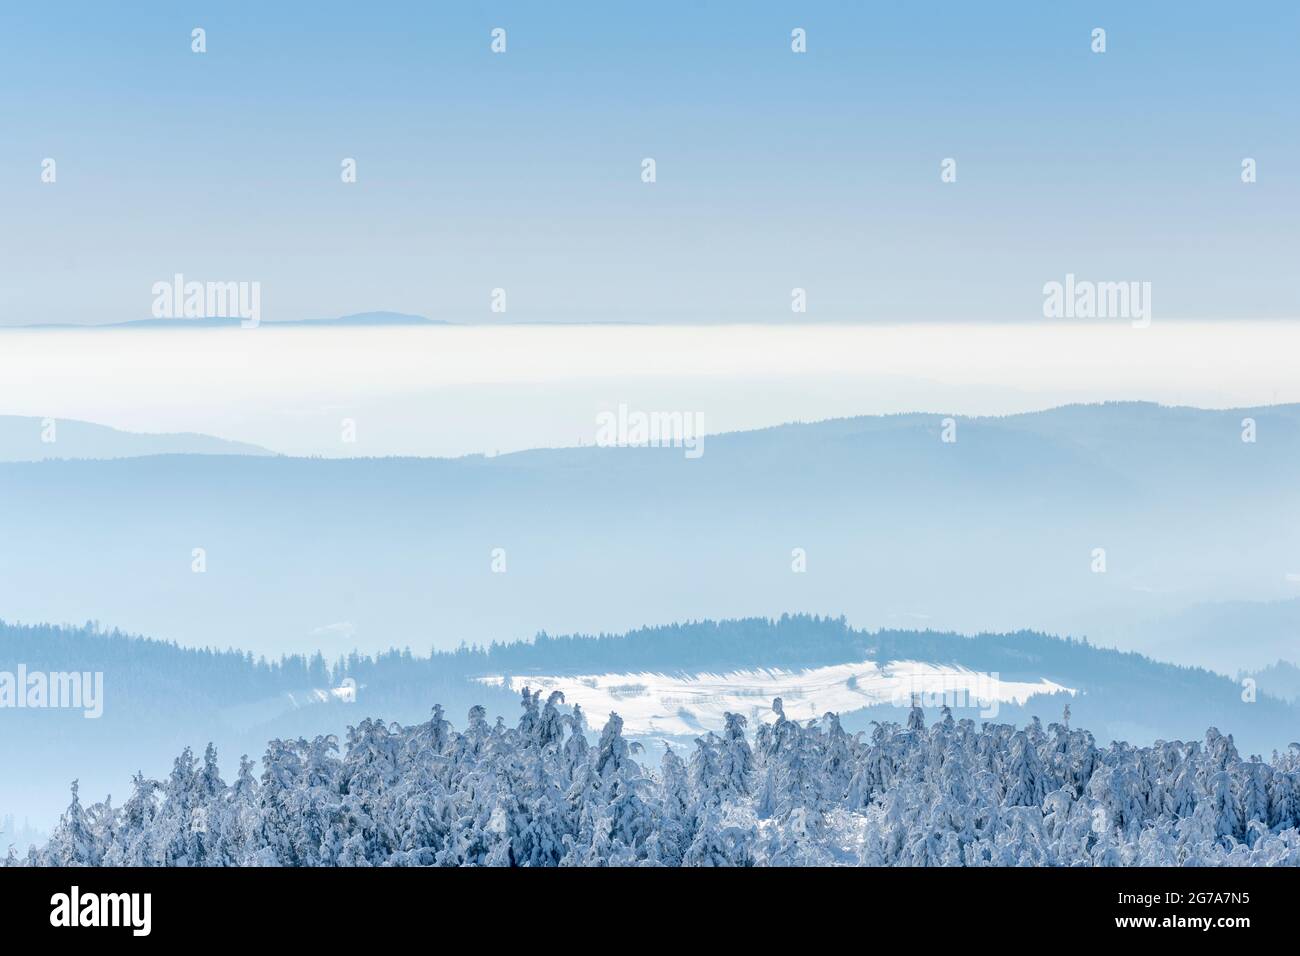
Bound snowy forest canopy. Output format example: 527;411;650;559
12;690;1300;867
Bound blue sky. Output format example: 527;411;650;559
1;1;1296;324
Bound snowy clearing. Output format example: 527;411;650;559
476;660;1074;736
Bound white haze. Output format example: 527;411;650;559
1;321;1298;457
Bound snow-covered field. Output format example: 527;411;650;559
477;660;1074;736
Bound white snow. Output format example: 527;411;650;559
476;660;1074;736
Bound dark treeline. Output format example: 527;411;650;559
3;615;1292;747
0;619;329;703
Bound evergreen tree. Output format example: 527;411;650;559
28;693;1300;868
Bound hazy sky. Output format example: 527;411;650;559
1;1;1296;325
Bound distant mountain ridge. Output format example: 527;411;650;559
0;416;275;462
1;401;1294;667
1096;598;1300;674
1245;659;1300;704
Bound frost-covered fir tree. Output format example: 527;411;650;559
26;694;1300;868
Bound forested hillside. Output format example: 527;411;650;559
4;616;1294;830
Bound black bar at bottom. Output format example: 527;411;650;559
0;865;1284;941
